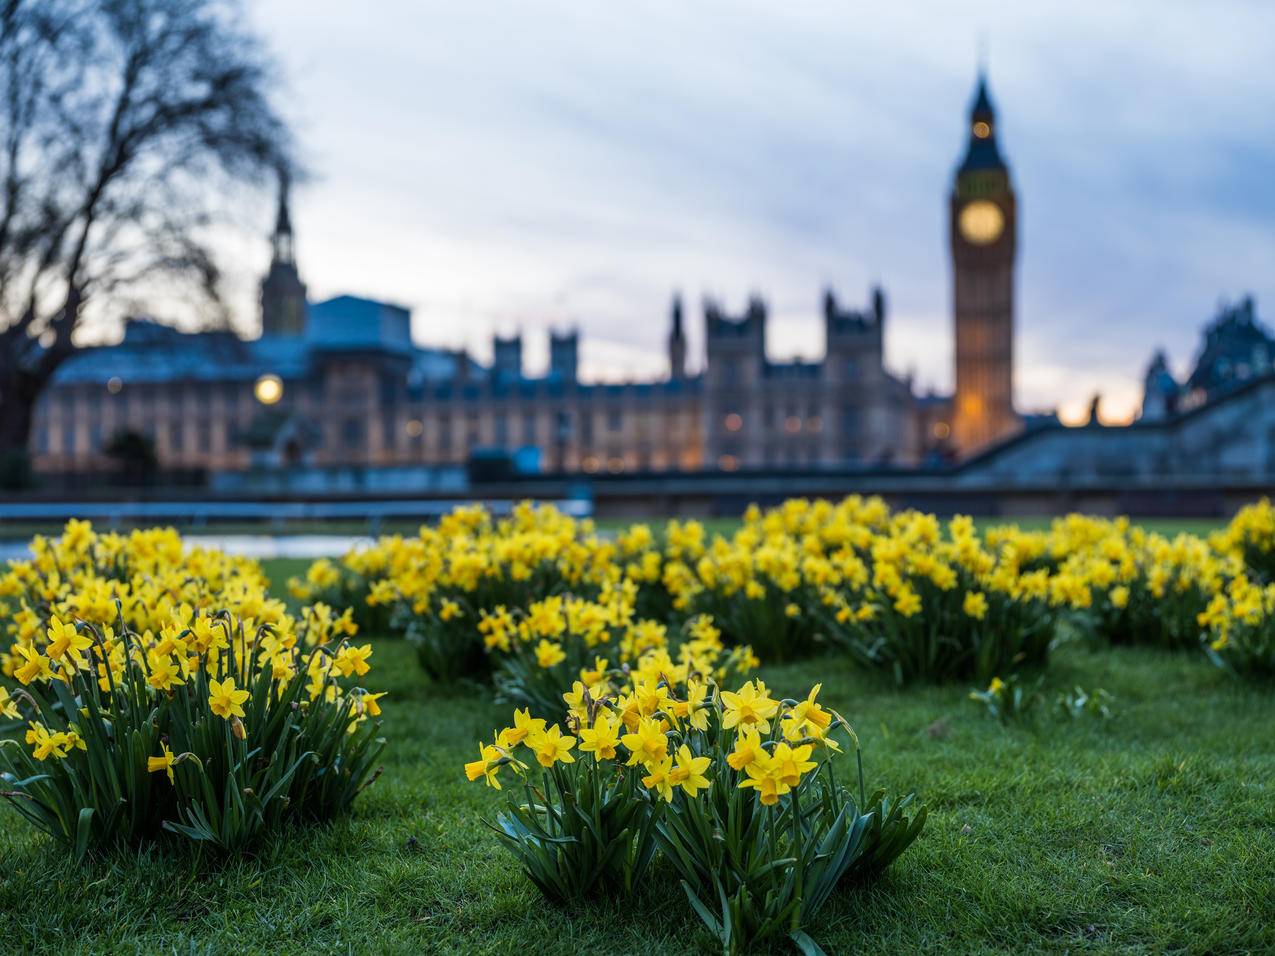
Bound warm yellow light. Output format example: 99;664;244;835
607;457;624;473
405;419;423;438
806;416;822;433
958;200;1004;245
973;120;991;139
724;412;742;432
254;374;283;405
784;416;801;434
582;455;600;473
718;454;739;472
933;421;951;439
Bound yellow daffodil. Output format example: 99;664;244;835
208;676;250;720
148;742;177;783
465;743;505;789
621;716;668;768
720;680;779;734
642;755;675;802
526;724;576;767
669;744;712;798
577;712;621;760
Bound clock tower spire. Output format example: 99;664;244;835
950;71;1018;455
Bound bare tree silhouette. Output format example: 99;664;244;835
0;0;294;475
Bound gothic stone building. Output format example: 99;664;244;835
1140;295;1274;422
31;76;1028;478
950;75;1019;456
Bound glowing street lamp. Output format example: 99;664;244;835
254;374;283;405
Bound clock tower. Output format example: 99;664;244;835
950;73;1018;455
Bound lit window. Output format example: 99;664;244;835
582;455;601;473
405;419;424;438
718;454;739;472
254;374;283;405
933;422;951;439
784;415;801;434
724;412;743;432
607;456;624;473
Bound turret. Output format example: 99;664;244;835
549;329;578;383
492;332;523;381
260;170;307;338
668;293;687;380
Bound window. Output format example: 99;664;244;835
494;412;508;446
608;409;623;431
523;413;537;444
842;406;859;440
343;418;363;451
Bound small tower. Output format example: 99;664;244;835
492;332;523;381
950;71;1018;455
668;292;687;380
260;171;307;338
550;329;579;383
1140;350;1180;422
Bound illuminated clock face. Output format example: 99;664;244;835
959;199;1004;245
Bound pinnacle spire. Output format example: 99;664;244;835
970;72;994;119
272;168;294;265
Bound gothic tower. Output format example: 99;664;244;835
668;292;687;380
260;172;308;338
950;73;1018;454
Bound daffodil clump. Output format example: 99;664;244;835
484;579;756;718
1044;519;1243;650
826;512;1057;683
1;606;385;858
466;667;924;954
286;552;393;633
0;521;272;661
1199;575;1275;678
0;522;384;859
667;497;894;662
301;503;625;681
1213;497;1275;583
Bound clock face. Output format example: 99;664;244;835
959;199;1004;245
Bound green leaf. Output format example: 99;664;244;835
789;929;828;956
73;806;96;863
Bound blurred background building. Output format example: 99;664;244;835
29;73;1272;494
32;78;1025;482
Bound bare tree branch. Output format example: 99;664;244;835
0;0;294;460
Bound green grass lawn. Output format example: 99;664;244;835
1;627;1271;954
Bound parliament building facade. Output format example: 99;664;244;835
31;77;1030;479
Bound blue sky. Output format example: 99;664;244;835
237;0;1275;423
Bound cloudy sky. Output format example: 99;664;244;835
234;0;1275;424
